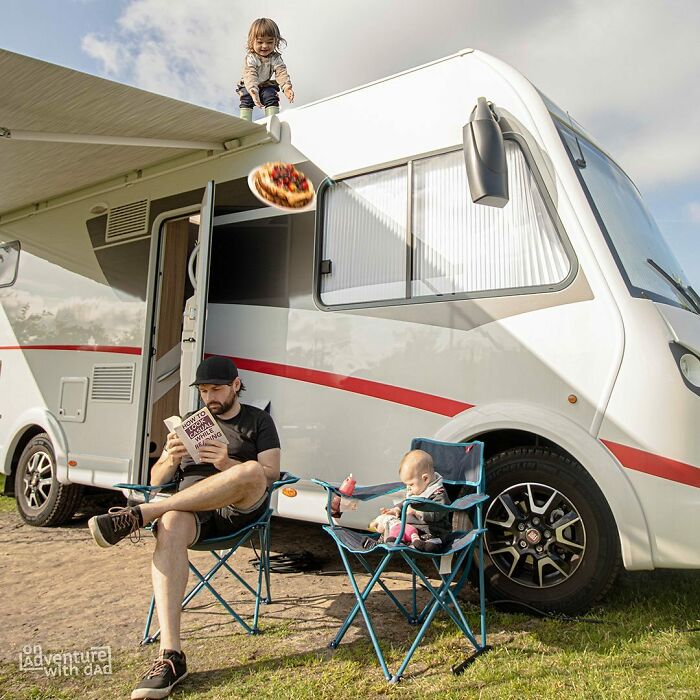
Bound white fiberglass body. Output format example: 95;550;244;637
1;48;698;612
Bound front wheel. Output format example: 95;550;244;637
482;447;621;615
14;433;83;526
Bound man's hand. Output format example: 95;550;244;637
283;85;294;103
197;440;233;471
165;431;188;466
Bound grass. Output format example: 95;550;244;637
2;567;699;700
0;474;16;513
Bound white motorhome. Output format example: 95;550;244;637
1;48;698;614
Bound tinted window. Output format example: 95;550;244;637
208;217;291;307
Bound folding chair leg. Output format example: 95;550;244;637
412;570;418;623
188;560;255;634
262;525;272;604
141;594;157;644
333;545;394;682
354;552;415;623
479;536;487;646
405;552;480;645
252;527;268;630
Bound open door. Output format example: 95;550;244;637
180;181;216;414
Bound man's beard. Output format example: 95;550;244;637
207;393;236;415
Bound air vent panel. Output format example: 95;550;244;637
105;199;150;242
91;364;135;403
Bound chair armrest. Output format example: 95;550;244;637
405;492;489;512
310;478;404;501
386;493;489;544
271;472;300;492
113;482;178;503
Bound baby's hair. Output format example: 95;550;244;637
246;17;287;52
400;450;434;477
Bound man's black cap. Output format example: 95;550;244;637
190;356;239;386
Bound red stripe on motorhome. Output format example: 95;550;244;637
215;355;474;417
2;347;698;485
0;344;142;355
602;439;700;489
1;345;471;416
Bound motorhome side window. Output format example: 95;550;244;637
319;142;570;306
0;240;20;288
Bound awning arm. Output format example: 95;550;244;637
0;126;227;151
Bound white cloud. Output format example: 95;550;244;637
81;33;126;75
80;0;700;189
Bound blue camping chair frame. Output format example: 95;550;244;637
312;439;489;682
114;472;299;643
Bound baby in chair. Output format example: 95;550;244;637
369;450;451;553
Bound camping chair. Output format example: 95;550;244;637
114;472;299;643
312;439;489;683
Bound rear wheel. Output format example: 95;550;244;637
14;433;83;526
482;446;621;615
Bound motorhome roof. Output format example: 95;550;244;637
287;48;475;112
0;49;269;218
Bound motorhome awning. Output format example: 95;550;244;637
0;49;276;217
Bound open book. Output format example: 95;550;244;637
164;406;228;462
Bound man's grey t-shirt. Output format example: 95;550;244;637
178;403;280;489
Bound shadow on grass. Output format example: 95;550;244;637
490;568;700;655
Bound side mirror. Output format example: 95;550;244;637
463;97;509;208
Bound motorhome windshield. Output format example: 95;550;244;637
558;123;696;312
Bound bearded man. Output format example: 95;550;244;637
88;356;280;699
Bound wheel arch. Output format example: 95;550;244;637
434;402;653;570
3;409;70;487
3;425;45;496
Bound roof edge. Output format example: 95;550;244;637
282;48;474;114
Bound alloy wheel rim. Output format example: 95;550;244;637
21;450;53;511
485;482;586;589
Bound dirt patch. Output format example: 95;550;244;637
1;498;462;664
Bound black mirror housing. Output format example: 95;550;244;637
463;97;509;208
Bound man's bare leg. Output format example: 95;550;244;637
140;461;266;525
151;510;196;652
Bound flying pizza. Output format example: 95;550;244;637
251;162;315;209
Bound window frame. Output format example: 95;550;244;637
0;239;21;288
314;135;578;311
555;118;692;311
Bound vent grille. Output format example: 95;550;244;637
105;200;150;242
91;364;135;402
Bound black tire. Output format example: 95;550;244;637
481;446;621;615
14;433;83;527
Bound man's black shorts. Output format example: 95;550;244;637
153;491;269;546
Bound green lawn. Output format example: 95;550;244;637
2;567;698;699
0;474;16;513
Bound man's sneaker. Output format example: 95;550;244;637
131;649;187;700
88;506;143;548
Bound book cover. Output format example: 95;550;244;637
164;407;228;462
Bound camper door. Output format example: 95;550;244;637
181;181;215;414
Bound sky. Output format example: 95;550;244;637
1;0;698;286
